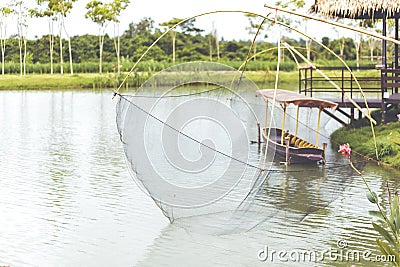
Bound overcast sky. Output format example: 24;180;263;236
7;0;355;41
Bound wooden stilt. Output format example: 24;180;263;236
322;142;327;165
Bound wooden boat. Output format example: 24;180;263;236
256;89;338;164
264;127;325;164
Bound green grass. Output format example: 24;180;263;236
0;73;152;90
0;71;301;90
331;108;400;168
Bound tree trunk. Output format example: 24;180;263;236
68;37;73;74
172;32;176;63
368;39;375;62
50;34;54;74
306;40;311;60
209;35;212;62
370;47;374;62
216;37;220;62
59;22;64;75
1;38;5;75
113;23;121;76
99;33;104;74
340;38;345;59
48;19;54;75
117;34;120;75
18;37;23;76
23;38;27;76
355;35;362;69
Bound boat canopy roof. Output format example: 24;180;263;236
256;89;338;110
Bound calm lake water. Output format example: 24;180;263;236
0;90;399;267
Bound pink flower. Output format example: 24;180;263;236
397;114;400;122
338;143;352;158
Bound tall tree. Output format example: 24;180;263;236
0;6;11;75
110;0;130;76
85;0;114;74
12;0;29;76
30;0;57;74
47;0;76;74
208;23;219;62
160;18;202;63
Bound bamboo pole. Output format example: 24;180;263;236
263;26;282;169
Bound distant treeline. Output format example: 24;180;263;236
1;17;385;74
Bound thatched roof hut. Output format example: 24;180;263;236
310;0;400;19
310;0;400;122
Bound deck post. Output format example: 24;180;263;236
304;68;308;96
298;69;302;94
310;67;313;97
322;142;327;165
257;122;261;151
341;68;345;103
285;137;290;165
382;13;388;123
395;16;399;94
281;107;286;145
351;108;355;122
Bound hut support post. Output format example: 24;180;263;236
316;108;322;147
295;106;299;137
285;137;290;165
322;142;327;165
281;106;286;145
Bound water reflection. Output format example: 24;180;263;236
0;90;398;267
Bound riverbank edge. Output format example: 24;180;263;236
0;71;301;90
330;108;400;169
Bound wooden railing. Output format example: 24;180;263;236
298;66;397;102
381;68;400;94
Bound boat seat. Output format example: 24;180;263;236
298;140;306;147
294;139;301;147
290;136;297;144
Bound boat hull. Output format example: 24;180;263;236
262;128;324;164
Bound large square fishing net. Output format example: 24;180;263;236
116;62;352;234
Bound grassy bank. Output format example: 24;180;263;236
331;108;400;168
0;71;301;90
0;73;152;90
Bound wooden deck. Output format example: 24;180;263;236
324;93;400;108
